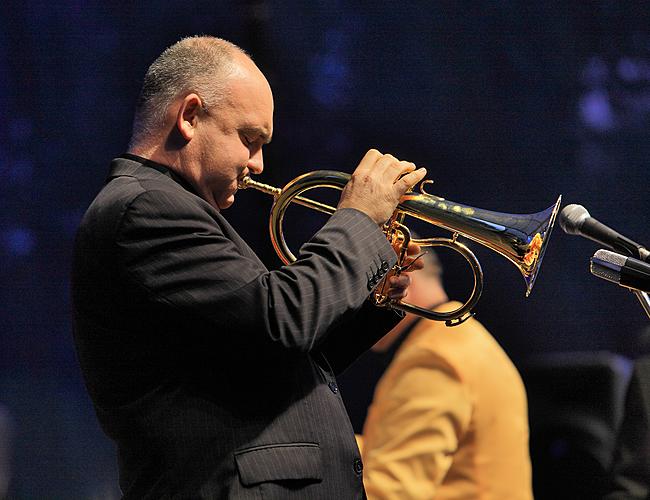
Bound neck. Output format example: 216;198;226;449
129;143;175;168
372;283;449;352
129;121;193;172
129;139;196;183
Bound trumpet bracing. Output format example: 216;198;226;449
240;170;562;326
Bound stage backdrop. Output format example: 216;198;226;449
1;1;649;497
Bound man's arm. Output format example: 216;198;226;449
319;302;403;375
115;188;397;356
320;240;424;375
361;347;472;500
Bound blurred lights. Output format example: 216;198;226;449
579;54;650;134
310;53;349;108
579;90;614;132
2;227;36;257
617;57;643;83
309;28;352;109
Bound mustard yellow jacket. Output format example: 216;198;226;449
358;302;533;500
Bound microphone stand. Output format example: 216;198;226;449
589;247;650;320
562;205;650;319
634;291;650;320
629;247;650;319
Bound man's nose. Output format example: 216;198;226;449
248;149;264;175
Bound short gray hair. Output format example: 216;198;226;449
129;36;247;147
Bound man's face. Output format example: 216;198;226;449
192;58;274;210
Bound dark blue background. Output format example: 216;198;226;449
1;1;649;497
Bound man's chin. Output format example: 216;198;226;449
217;194;236;210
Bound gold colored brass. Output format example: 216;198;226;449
239;171;562;326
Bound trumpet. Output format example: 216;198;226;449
239;170;562;326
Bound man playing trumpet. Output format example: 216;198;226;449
71;35;425;498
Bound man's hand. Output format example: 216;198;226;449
338;149;427;225
385;241;425;300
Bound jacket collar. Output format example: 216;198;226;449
107;154;198;196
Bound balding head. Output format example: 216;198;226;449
129;36;250;148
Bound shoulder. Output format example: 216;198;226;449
104;160;209;216
403;303;492;353
79;159;217;239
394;304;515;377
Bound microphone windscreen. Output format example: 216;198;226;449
590;249;625;284
593;249;626;267
590;262;620;283
559;204;590;234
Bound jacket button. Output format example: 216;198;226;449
353;458;363;475
381;261;389;271
328;381;339;394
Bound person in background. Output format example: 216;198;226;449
357;250;533;499
604;354;650;499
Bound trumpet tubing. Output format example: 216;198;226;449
239;170;562;326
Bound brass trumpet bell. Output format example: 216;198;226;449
240;170;561;326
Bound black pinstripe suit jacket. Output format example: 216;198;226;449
71;156;401;499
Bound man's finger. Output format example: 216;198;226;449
403;255;425;271
395;168;427;195
388;274;411;289
406;242;422;256
387;273;411;299
403;243;425;270
354;149;383;174
375;156;416;182
373;153;399;176
393;161;417;183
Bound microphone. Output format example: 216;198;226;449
590;249;650;293
559;204;650;262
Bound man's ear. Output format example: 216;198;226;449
176;93;204;141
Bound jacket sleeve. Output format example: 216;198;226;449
114;188;397;354
320;301;403;375
360;347;472;500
